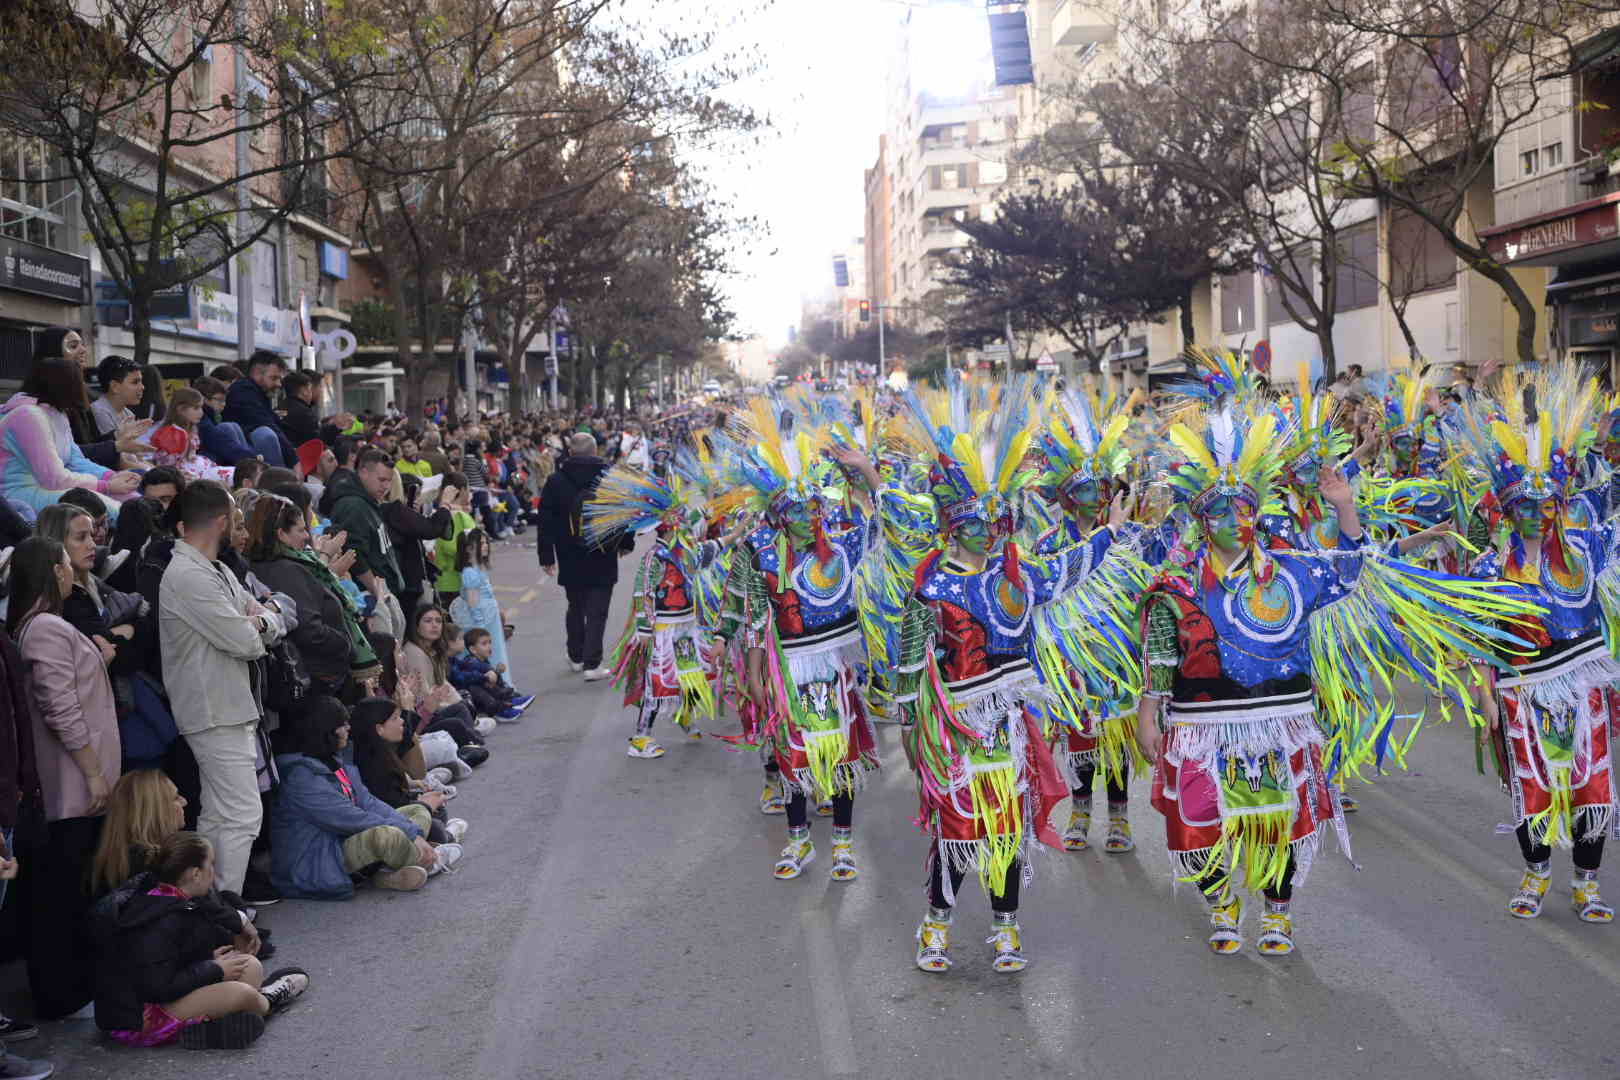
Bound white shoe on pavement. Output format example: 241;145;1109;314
445;818;469;843
583;667;613;682
473;716;498;737
425;767;454;788
427;843;464;876
569;661;585;673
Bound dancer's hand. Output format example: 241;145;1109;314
1479;689;1500;732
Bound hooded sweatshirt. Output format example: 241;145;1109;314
323;468;405;598
0;393;113;515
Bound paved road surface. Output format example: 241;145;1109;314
31;540;1620;1079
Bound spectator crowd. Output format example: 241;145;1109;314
0;326;716;1072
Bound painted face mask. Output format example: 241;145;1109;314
1391;432;1415;466
1198;492;1257;550
954;517;990;554
1509;496;1557;541
1062;477;1102;520
1287;456;1320;490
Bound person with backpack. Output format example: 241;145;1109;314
537;433;634;680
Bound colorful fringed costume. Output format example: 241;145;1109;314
1452;365;1620;923
1141;392;1538;956
1031;386;1157;852
716;398;878;882
586;462;720;758
871;374;1138;974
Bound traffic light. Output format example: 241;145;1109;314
859;299;871;323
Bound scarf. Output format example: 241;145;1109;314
278;544;381;683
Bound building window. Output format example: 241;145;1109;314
1332;223;1378;312
0;133;70;250
1220;269;1255;334
251;239;278;306
1521;148;1540;176
1544;142;1564;169
193;55;211;103
1389;207;1456;295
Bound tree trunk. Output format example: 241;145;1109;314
1475;261;1540;365
1178;280;1196;350
130;297;153;368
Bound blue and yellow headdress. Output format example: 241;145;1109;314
901;373;1038;540
723;394;841;528
1039;386;1137;506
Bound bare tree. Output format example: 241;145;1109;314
0;0;371;362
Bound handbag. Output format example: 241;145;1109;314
264;637;311;714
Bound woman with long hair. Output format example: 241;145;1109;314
244;495;377;696
402;603;491;755
0;350;139;518
347;697;466;845
89;769;187;895
9;536;121;1019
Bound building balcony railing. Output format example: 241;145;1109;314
1052;0;1114;47
1497;158;1620;227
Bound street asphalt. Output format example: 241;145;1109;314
25;538;1620;1079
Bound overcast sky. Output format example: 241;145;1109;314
679;0;991;348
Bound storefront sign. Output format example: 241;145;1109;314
1569;313;1620;346
1485;200;1620;264
0;236;90;303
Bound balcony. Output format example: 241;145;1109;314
1498;160;1620;226
918;186;975;216
922;222;970;254
1052;0;1114;46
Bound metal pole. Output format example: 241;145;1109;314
877;306;886;376
1004;309;1014;372
233;16;255;361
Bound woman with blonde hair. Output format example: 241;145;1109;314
90;769;187;895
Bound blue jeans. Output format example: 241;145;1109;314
247;426;288;467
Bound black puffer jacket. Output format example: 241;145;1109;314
91;873;240;1032
536;455;634;588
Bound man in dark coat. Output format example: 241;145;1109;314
223;350;297;467
537;433;633;678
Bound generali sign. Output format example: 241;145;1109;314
1485;200;1620;264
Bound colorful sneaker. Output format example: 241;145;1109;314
1061;807;1091;852
1509;868;1551;919
915;912;952;973
1257;910;1294;956
496;707;524;723
1573;878;1614;924
987;918;1028;973
814;798;834;817
774;832;815;879
830;831;858;882
627;735;665;759
1208;894;1243;955
759;781;786;815
509;693;537;714
1103;816;1135;854
1339;794;1360;813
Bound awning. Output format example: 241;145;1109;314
1541;26;1620;80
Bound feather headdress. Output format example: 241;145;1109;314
900;372;1039;537
1162;346;1272;422
1162;402;1287;516
583;464;700;548
1039;385;1140;503
1448;361;1601;509
1280;361;1350;469
722;393;840;524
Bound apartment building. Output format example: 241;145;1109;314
863;136;892;323
0;15;353;394
1479;25;1620;383
868;10;1020;331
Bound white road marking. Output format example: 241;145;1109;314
800;903;860;1078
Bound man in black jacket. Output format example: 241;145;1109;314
537;433;633;679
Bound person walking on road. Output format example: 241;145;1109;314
537;433;632;680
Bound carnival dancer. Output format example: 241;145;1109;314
1451;366;1620;924
586;459;723;760
1136;396;1536;957
716;400;879;882
1032;386;1162;854
840;375;1143;974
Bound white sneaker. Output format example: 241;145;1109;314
583;667;613;682
445;818;469;843
445;756;474;782
425;767;454;788
427;843;464;876
568;661;585;673
473;716;498;737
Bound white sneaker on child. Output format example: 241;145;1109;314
427;843;464;876
473;716;498;737
425;767;454;787
445;818;469;843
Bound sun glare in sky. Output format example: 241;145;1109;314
908;2;992;99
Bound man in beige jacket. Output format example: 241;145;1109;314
160;480;288;896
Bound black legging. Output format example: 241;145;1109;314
929;854;1021;912
1517;821;1604;871
1073;761;1128;803
1199;854;1296;903
786;792;852;828
423;701;483;747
